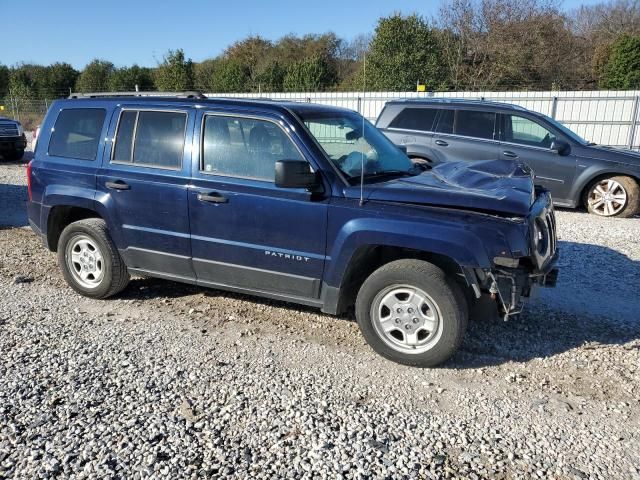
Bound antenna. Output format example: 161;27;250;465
359;52;367;207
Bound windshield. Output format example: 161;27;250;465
541;114;590;145
299;110;416;182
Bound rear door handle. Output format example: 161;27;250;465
502;150;518;158
197;192;228;204
434;140;449;147
105;180;130;190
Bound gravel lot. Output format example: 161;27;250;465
1;153;639;479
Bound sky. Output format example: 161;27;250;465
3;0;603;69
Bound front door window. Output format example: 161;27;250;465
504;115;556;149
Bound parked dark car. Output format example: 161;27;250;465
377;98;640;218
0;116;27;161
27;92;558;367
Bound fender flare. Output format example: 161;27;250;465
324;217;492;288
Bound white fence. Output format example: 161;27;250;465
207;90;640;150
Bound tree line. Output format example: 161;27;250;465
1;0;639;99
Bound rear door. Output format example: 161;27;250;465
188;109;329;302
431;108;500;163
379;106;438;163
97;106;195;278
498;113;577;203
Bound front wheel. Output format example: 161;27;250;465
355;259;468;367
57;218;130;298
585;176;640;218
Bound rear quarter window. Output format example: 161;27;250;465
48;108;106;160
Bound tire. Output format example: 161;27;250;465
355;259;468;367
409;156;432;166
3;149;24;161
584;175;640;218
57;218;130;299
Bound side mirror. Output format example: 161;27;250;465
397;145;408;155
275;160;320;189
550;139;570;156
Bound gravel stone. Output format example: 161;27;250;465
1;153;639;478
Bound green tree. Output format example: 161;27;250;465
599;34;640;88
254;61;285;92
108;65;155;91
283;56;336;92
75;60;115;92
0;65;8;98
224;36;273;80
7;64;46;98
155;49;195;91
368;14;447;91
194;59;218;92
43;63;79;97
211;59;250;92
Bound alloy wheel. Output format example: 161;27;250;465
588;179;627;216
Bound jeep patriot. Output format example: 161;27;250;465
27;92;558;366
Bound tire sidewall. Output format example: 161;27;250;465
356;263;466;367
57;222;115;298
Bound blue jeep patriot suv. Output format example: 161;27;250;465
27;92;558;367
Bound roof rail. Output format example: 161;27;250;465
68;91;207;99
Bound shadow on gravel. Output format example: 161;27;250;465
456;240;640;368
0;150;33;163
111;239;640;368
0;184;28;227
118;277;329;317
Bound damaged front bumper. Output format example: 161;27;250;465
464;256;559;320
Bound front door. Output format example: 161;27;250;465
97;106;194;278
498;113;577;204
188;110;328;301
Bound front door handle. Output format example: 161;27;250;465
197;192;228;204
502;150;518;158
105;180;130;190
434;139;449;147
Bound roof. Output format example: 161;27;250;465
62;93;355;117
385;97;529;111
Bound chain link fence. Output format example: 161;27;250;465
0;96;51;132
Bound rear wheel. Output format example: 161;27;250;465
57;218;130;298
585;176;639;218
4;149;24;161
355;259;468;367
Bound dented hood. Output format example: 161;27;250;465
348;159;536;216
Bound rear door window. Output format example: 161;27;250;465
48;108;106;160
389;108;438;132
435;109;454;134
111;110;187;169
454;110;496;140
